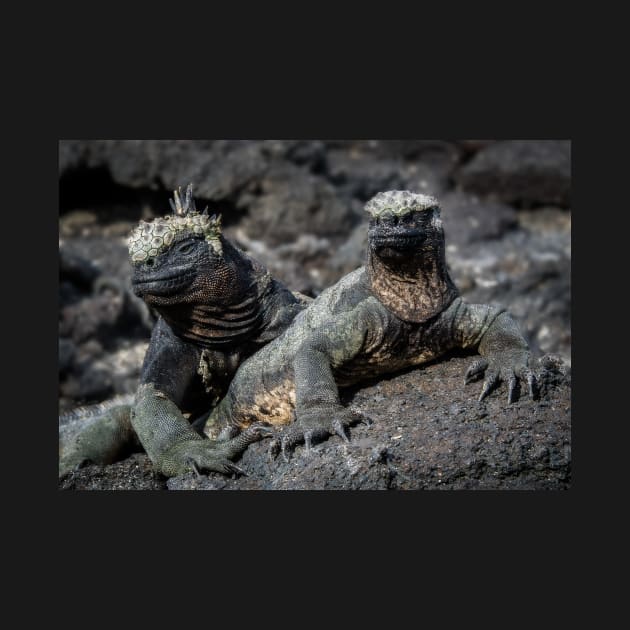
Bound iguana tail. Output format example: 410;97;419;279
59;395;140;479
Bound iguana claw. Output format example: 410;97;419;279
465;356;542;404
269;407;372;462
160;425;269;477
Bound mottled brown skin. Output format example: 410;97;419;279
59;188;309;478
205;196;538;461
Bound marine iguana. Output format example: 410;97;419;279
203;190;540;461
59;184;309;478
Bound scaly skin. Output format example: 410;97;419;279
204;190;540;462
59;185;309;478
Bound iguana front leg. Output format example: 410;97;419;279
270;309;374;461
132;384;271;476
471;311;537;403
453;300;538;403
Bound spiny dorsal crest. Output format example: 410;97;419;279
128;184;223;263
169;183;197;216
364;190;439;218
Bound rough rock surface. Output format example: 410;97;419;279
456;140;571;207
237;161;357;245
59;355;570;490
60;140;269;203
58;139;571;489
59;453;165;491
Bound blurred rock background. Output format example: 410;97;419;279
58;140;571;415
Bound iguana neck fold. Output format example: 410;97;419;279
366;246;459;323
160;292;263;348
158;253;272;349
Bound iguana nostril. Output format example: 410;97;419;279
146;258;155;267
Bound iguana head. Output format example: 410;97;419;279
128;184;249;308
365;190;443;260
364;190;458;323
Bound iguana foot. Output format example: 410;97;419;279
162;440;245;477
159;423;273;477
464;356;540;404
269;407;372;462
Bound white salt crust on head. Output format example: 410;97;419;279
365;190;439;217
127;213;222;263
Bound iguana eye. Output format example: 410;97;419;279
177;241;195;255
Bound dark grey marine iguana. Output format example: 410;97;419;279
203;190;542;461
59;184;309;478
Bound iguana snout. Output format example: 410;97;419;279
131;236;209;301
368;212;431;255
365;190;442;260
132;245;201;297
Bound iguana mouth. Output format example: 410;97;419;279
132;269;196;297
371;232;426;251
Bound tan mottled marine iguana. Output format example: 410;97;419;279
202;190;542;462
